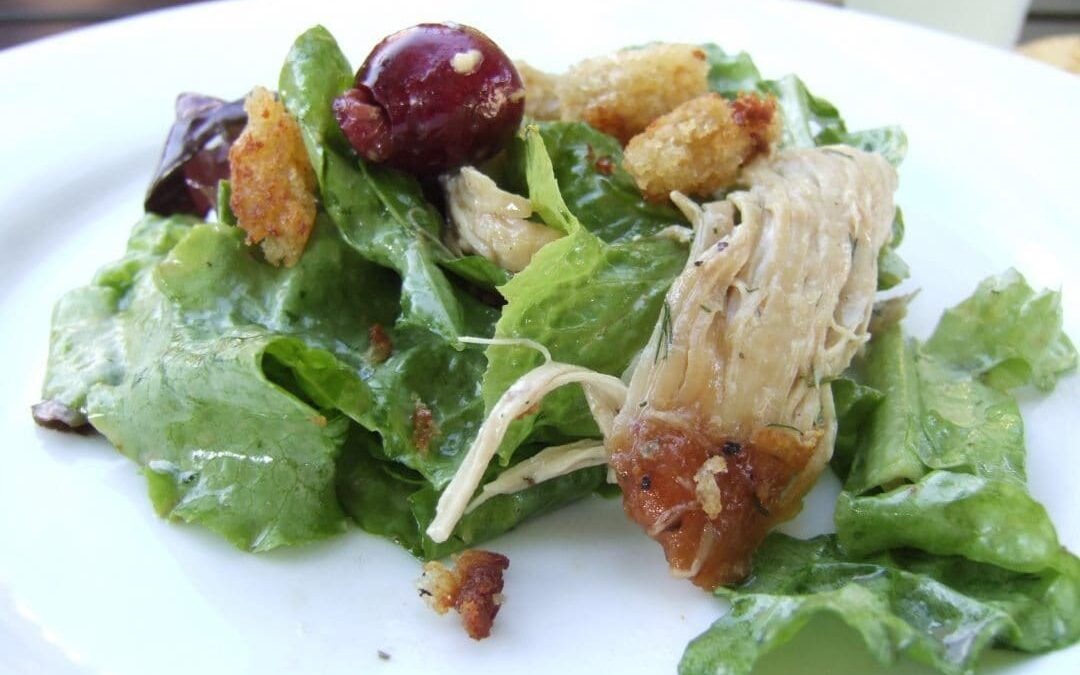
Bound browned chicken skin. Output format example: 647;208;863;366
610;418;817;588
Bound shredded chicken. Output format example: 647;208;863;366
426;359;626;543
623;93;781;201
442;167;562;273
515;60;562;120
608;146;897;588
555;44;709;144
418;549;509;640
427;146;896;591
465;440;607;514
227;86;317;267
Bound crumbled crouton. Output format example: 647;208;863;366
556;44;709;144
515;61;561;120
228;86;317;267
412;400;438;453
417;549;510;640
622;92;781;201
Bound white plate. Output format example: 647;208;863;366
1;1;1078;673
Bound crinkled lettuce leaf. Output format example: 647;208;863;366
680;535;1080;675
925;269;1077;392
40;214;198;425
844;270;1076;495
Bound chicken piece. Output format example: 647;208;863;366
515;60;562;120
623;93;781;202
608;146;897;589
556;44;709;144
417;549;510;640
442;166;562;273
228;86;317;267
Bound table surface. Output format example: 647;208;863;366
1;0;1078;51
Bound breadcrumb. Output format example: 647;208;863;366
622;92;781;201
412;400;438;453
417;549;509;640
515;61;561;120
228;86;317;267
556;43;709;144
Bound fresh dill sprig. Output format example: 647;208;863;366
654;301;673;364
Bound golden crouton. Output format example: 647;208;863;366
228;86;317;267
622;92;781;202
556;43;709;144
417;549;509;640
515;61;561;120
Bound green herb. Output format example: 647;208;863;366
654;301;673;364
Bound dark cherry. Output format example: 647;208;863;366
334;23;525;175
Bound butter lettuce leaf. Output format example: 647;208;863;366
842;316;1029;495
844;270;1074;496
482;229;686;456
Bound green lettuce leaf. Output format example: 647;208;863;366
700;43;907;166
925;268;1078;392
41;214;198;423
336;429;607;558
47;215;395;549
480;131;687;459
482;229;686;456
844;270;1075;496
876;208;910;291
43;209;501;550
499;121;688;241
836;471;1061;573
836;270;1075;578
680;534;1080;675
147;212;494;489
521;124;581;234
828;377;884;482
843;316;1029;495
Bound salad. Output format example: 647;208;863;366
33;20;1079;674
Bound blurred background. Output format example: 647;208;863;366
1;0;1078;71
